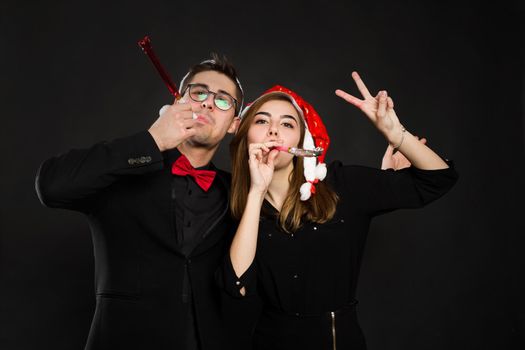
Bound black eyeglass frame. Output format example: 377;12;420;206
182;83;239;114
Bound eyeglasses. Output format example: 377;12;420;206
183;84;238;112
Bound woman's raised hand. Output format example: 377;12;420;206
335;72;404;146
248;141;282;195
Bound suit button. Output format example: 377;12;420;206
128;156;152;165
293;274;298;279
313;226;318;230
235;281;241;286
138;156;152;163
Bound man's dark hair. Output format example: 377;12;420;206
180;53;243;115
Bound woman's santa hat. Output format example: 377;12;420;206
240;85;330;201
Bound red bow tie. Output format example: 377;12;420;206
171;155;216;192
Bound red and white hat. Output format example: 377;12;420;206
240;85;330;201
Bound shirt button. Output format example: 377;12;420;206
340;219;345;223
235;281;241;286
186;221;191;227
295;312;300;317
313;226;318;230
188;189;192;195
293;274;299;279
290;233;294;238
268;233;272;237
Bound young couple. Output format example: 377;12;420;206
36;54;457;350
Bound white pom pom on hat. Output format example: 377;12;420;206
300;182;313;201
315;163;327;181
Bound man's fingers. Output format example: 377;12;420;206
180;111;195;120
184;127;197;136
172;101;193;110
160;102;193;119
168;109;194;122
351;71;373;99
159;105;170;116
414;135;428;145
335;89;363;108
182;119;197;129
384;144;394;157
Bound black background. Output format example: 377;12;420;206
1;1;524;349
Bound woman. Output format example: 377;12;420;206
218;72;458;349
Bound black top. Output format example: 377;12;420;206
218;160;458;349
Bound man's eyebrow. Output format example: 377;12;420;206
217;89;235;97
191;83;209;88
191;82;235;98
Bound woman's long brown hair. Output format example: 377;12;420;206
230;93;338;233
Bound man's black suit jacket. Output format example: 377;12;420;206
35;131;245;350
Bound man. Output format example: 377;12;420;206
36;54;244;350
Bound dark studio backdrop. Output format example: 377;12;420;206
1;0;524;349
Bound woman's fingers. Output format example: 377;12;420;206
266;149;279;168
249;149;263;163
351;71;373;99
249;141;282;154
335;89;363;108
377;91;388;119
387;96;394;109
249;141;283;164
255;149;263;162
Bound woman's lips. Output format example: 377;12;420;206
273;146;288;152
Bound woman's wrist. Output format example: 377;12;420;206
248;187;267;202
387;125;407;149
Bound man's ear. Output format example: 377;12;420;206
227;116;241;134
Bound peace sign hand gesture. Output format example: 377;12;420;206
335;71;405;146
